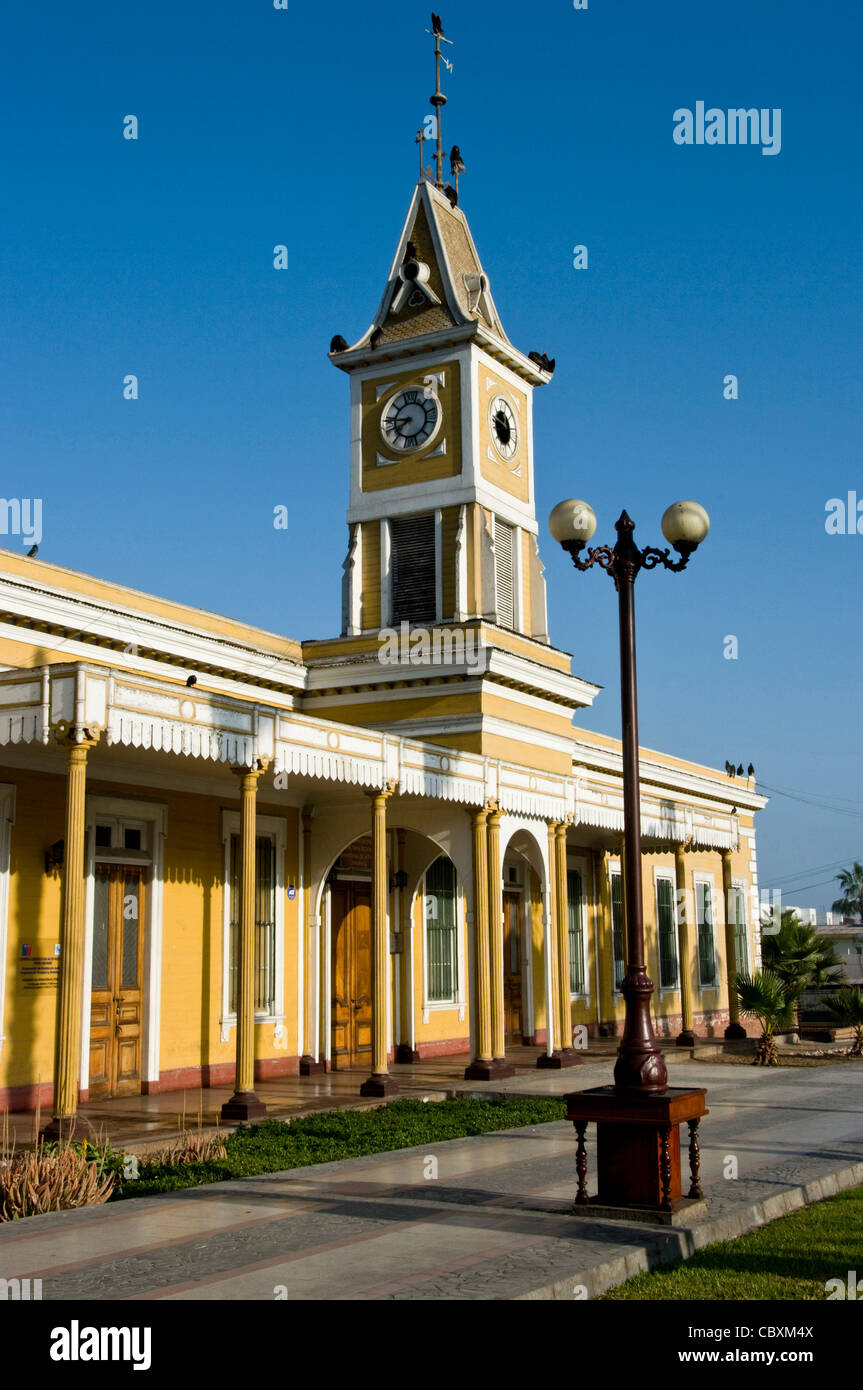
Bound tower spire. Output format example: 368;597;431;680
427;13;453;188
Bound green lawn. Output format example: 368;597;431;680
602;1185;863;1300
116;1096;569;1199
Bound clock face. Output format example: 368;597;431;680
381;387;441;453
490;395;518;462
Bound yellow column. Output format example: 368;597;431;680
487;805;512;1073
300;807;324;1075
722;849;746;1038
674;843;695;1046
43;728;100;1140
465;807;494;1078
361;784;398;1097
555;823;575;1056
222;761;269;1122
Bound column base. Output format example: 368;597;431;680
359;1073;399;1098
220;1091;267;1123
299;1055;327;1076
676;1029;696;1048
395;1044;421;1064
464;1058;515;1081
41;1114;93;1142
537;1049;581;1070
724;1023;747;1040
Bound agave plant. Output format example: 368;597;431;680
826;987;863;1057
0;1140;115;1221
737;969;793;1065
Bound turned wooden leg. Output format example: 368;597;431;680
574;1121;589;1207
659;1126;673;1212
687;1118;703;1199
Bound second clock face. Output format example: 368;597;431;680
490;395;519;462
381;388;441;453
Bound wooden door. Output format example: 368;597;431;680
503;891;523;1043
89;867;145;1099
330;882;373;1069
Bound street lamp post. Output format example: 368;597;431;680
550;499;712;1216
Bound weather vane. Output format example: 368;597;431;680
420;12;464;201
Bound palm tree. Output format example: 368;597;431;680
826;987;863;1057
833;863;863;922
760;911;843;1030
737;970;793;1065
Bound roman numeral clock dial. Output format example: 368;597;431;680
381;387;441;453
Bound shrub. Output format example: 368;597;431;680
0;1140;115;1221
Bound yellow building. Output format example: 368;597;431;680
0;111;766;1134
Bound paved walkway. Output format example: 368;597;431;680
6;1041;699;1151
2;1059;861;1300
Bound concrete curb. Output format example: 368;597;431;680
514;1158;863;1300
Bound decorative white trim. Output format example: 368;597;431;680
0;785;16;1056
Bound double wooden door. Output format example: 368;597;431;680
89;866;145;1099
503;891;523;1042
330;882;373;1069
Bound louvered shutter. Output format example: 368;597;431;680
494;519;515;629
391;513;436;625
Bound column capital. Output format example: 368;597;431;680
231;756;272;784
367;779;398;803
52;720;101;753
469;804;489;828
486;799;503;827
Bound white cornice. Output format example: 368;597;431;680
571;736;768;812
0;575;305;696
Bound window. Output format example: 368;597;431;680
229;834;277;1015
611;870;626;989
494;518;516;629
696;880;717;988
568;869;586;994
391;513;436;625
425;856;458;1003
730;885;748;975
656;877;679;990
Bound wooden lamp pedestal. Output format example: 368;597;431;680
565;1085;708;1221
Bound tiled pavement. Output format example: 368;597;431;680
1;1057;861;1300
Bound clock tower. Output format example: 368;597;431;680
301;29;599;774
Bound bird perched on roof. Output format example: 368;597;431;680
431;13;444;38
450;145;465;179
725;761;735;777
330;335;349;354
370;326;384;349
27;544;38;558
443;183;458;208
737;764;745;777
748;763;756;778
403;241;418;263
529;351;556;375
186;675;197;688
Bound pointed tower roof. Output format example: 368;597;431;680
330;180;552;387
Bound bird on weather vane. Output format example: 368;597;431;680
421;13;462;190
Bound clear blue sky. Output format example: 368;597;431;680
2;1;861;909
